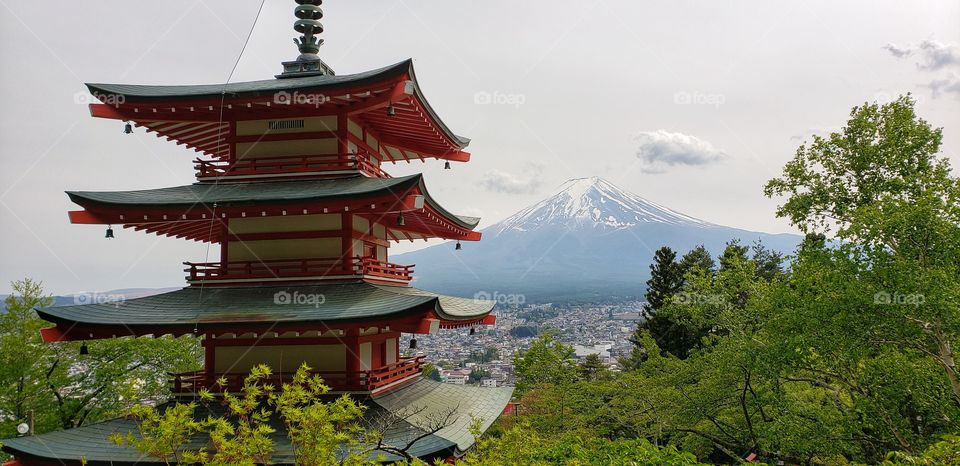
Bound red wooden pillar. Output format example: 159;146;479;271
219;223;229;264
342;213;355;273
203;335;216;386
345;331;361;390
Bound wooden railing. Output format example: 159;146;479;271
184;257;414;283
194;152;390;179
171;356;425;394
184;258;349;281
360;257;415;282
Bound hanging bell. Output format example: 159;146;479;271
397;213;405;226
469;327;476;336
123;122;133;134
444;161;451;170
409;337;418;350
455;241;462;251
386;105;396;117
105;225;115;239
79;343;89;355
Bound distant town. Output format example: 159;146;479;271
403;301;645;387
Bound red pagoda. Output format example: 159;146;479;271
2;2;511;464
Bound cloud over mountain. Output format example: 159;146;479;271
635;130;727;174
479;166;544;195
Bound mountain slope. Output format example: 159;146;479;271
395;177;801;302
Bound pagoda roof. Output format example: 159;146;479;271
66;174;481;242
1;379;513;464
37;282;495;341
86;60;470;160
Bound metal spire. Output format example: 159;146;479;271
278;0;335;78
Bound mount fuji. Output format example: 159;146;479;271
394;177;802;302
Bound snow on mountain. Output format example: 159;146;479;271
395;177;802;302
491;176;709;234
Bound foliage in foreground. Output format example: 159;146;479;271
112;364;375;465
458;421;707;466
0;279;200;444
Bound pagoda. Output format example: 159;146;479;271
1;2;511;464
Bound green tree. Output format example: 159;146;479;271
765;94;960;404
513;334;577;395
577;353;610;382
679;245;716;276
113;364;375;465
0;279;201;442
643;247;685;312
468;367;491;384
420;362;442;382
625;247;691;366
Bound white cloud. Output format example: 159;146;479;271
884;40;960;98
635;130;727;174
882;43;913;59
926;72;960;99
479;167;544;195
884;40;960;70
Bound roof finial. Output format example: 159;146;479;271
278;0;335;78
293;0;324;57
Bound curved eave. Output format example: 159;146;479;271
401;61;470;149
86;60;413;102
86;59;469;155
414;176;480;230
36;283;496;342
65;174;481;242
66;175;421;209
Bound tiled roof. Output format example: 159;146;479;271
85;59;469;148
37;283;496;328
1;379;513;464
67;174;480;229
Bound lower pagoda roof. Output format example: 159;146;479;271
38;282;496;342
0;379;513;465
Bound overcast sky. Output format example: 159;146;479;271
1;0;958;295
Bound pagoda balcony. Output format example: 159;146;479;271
183;257;414;284
171;356;425;395
194;152;390;180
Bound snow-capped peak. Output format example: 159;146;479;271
489;176;710;234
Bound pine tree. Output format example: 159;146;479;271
624;247;691;367
642;247;684;314
679;244;716;276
